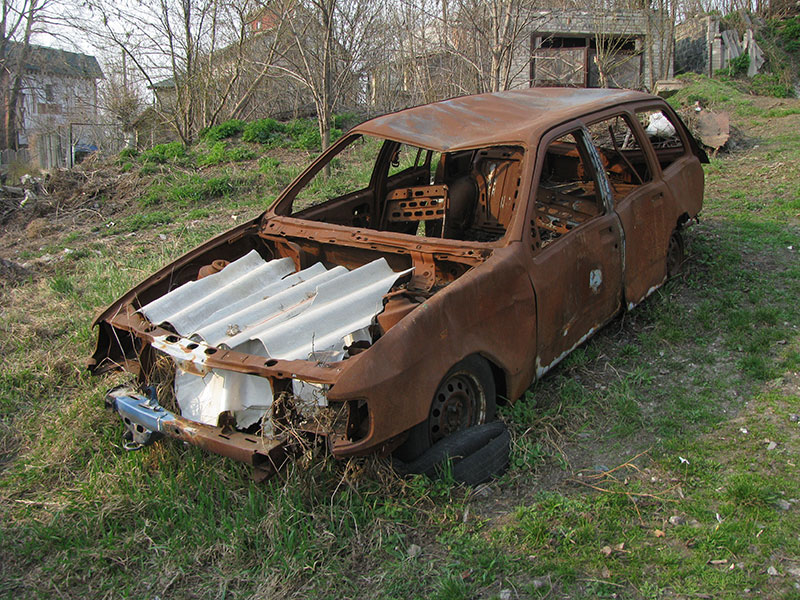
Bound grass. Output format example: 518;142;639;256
2;89;800;599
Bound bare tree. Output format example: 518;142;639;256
590;9;645;88
0;0;58;149
80;0;291;143
447;0;537;93
98;57;145;131
267;0;385;152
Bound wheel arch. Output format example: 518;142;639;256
480;352;510;406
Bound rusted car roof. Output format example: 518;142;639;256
356;87;652;151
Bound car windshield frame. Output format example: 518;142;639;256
267;132;530;249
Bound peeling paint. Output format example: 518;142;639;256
535;326;597;379
589;269;603;292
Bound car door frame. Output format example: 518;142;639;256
582;104;674;309
524;121;625;380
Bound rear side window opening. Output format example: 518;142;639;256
636;109;686;171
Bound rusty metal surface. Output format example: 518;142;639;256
696;111;730;150
355;88;652;152
89;88;704;477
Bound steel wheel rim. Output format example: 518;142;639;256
428;370;487;444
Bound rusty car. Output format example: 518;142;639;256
90;87;706;479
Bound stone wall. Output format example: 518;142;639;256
674;16;719;75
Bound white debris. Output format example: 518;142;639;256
140;251;411;428
645;112;676;138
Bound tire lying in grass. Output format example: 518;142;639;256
394;421;510;486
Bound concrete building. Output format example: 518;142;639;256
528;10;674;91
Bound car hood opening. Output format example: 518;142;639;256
139;249;411;430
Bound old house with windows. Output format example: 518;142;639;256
8;43;104;166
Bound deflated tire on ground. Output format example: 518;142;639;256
394;421;510;486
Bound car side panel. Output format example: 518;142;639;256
529;213;624;377
327;246;537;455
617;105;704;308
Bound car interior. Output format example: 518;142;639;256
283;136;524;243
532;110;685;248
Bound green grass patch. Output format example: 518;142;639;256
139;141;188;165
201;119;246;141
2;93;800;599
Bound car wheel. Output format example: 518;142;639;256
394;355;496;462
666;230;684;278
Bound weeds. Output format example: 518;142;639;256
2;85;800;599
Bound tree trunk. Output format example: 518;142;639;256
5;0;36;151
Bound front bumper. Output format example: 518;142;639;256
105;387;289;478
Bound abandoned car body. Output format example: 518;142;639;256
90;88;706;477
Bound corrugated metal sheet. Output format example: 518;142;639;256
140;251;410;429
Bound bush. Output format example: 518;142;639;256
242;118;285;144
776;16;800;53
287;119;322;151
201;119;246;141
227;146;257;162
716;53;749;78
118;147;138;159
196;141;258;166
283;118;342;151
139;164;158;177
196;141;228;166
139;141;187;164
748;73;794;98
333;112;361;130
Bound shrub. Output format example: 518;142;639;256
776;16;800;52
202;119;246;141
196;141;229;166
748;73;794;98
139;141;187;164
139;164;158;176
119;147;138;159
283;118;342;151
242;118;285;144
333;112;361;130
196;141;258;166
227;146;257;162
140;174;235;207
716;53;749;78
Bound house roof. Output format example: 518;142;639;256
354;87;653;151
8;42;104;79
